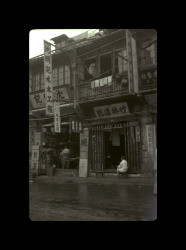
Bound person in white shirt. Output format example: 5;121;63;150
60;145;70;169
116;155;128;175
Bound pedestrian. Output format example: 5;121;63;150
116;155;128;175
60;144;70;169
153;148;157;195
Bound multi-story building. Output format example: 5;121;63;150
29;29;157;176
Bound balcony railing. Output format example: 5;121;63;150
78;73;129;101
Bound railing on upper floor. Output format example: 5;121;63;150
78;73;129;102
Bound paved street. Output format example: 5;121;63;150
29;181;157;221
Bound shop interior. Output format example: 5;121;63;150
104;129;126;169
41;124;80;169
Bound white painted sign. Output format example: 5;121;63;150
54;101;61;133
44;40;53;116
94;102;129;118
146;124;156;156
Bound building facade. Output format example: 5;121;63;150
29;29;157;176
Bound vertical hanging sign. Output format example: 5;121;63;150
126;29;134;93
44;40;53;116
146;124;156;157
126;29;138;94
54;101;61;133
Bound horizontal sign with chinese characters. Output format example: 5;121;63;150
29;87;69;109
94;102;130;118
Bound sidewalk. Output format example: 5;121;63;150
34;174;154;186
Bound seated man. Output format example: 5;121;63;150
116;155;128;175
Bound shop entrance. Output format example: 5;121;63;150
104;130;126;169
90;121;141;173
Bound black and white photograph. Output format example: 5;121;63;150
29;29;157;221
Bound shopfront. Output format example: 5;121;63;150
78;94;157;176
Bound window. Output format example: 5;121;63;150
116;49;128;74
84;58;96;81
100;53;112;77
59;66;64;85
139;40;157;68
30;72;45;92
64;65;70;84
52;68;58;87
41;72;44;89
52;65;71;86
145;42;157;66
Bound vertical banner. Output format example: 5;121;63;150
79;128;89;177
126;29;134;93
31;145;40;172
146;124;156;157
44;40;53;116
54;101;61;133
135;126;140;142
131;36;138;93
126;29;138;94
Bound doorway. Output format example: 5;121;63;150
90;122;141;173
104;130;126;169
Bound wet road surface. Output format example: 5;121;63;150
29;182;157;221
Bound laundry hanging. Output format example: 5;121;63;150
112;130;120;146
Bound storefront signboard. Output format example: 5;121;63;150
94;102;129;119
54;101;61;133
29;87;69;109
44;40;53;116
146;124;156;157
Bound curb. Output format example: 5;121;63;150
33;175;154;187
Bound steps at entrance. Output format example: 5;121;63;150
54;168;78;178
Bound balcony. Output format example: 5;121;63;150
78;73;129;102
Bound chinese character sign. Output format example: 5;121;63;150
135;126;141;142
94;102;129;119
146;124;156;156
44;40;53;116
31;145;40;172
29;87;70;109
54;101;61;133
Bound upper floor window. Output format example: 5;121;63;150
84;57;96;81
138;39;157;68
30;72;44;92
115;49;128;74
145;42;157;65
100;53;112;78
52;65;71;86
